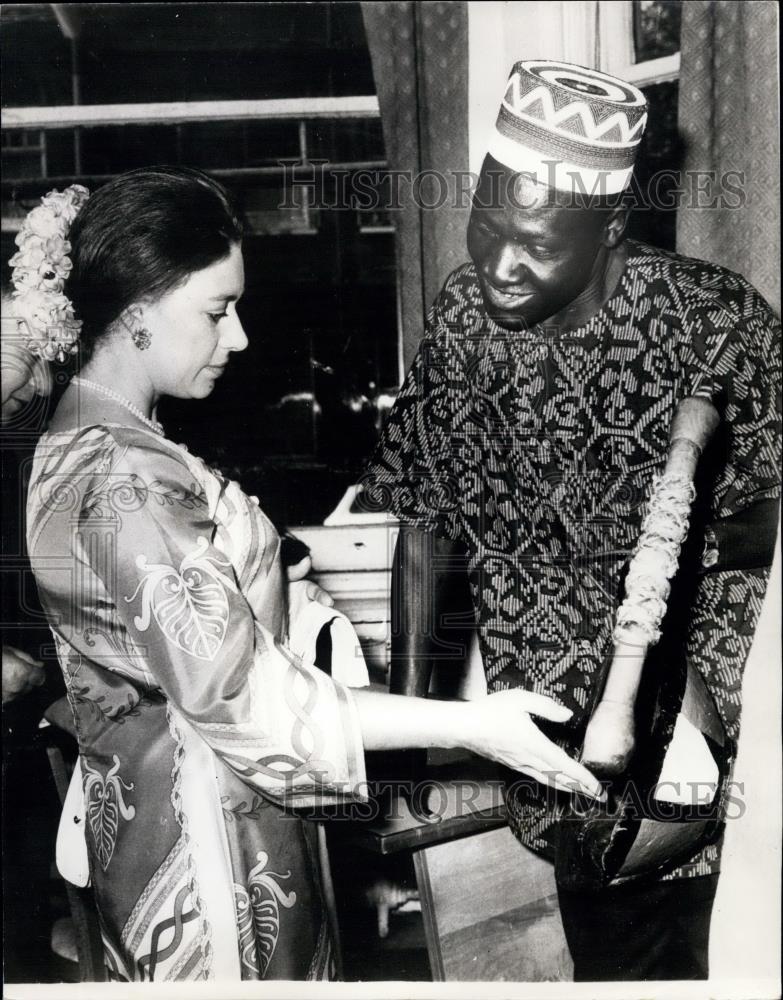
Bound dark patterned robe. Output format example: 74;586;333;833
27;418;367;981
366;241;781;877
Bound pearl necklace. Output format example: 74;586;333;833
71;376;164;436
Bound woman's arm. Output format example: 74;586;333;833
78;437;601;805
353;686;604;798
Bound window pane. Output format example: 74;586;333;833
633;0;682;62
308;119;386;163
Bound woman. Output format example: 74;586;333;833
23;166;601;982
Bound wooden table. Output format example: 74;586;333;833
341;753;574;982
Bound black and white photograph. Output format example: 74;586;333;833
1;3;780;998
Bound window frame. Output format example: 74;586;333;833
1;97;383;237
598;0;680;87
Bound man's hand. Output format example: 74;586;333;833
2;645;45;704
465;690;605;799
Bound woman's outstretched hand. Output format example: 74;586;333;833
353;687;604;800
465;690;605;799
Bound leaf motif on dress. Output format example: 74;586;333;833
73;683;147;725
234;883;257;977
233;851;296;978
83;622;141;663
82;754;136;871
80;474;206;524
125;536;238;661
220;794;271;823
147;480;206;510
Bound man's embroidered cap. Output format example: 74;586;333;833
488;60;648;195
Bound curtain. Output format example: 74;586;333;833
677;0;780;315
361;1;469;372
677;5;781;981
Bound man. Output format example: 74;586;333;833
365;60;781;981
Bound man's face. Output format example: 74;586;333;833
467;156;611;331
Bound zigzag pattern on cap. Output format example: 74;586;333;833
503;74;647;147
488;59;648;192
503;80;647;145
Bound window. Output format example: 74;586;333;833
633;0;682;63
600;0;682;250
1;2;398;528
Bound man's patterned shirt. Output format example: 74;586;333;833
366;241;781;877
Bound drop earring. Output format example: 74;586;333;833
131;327;152;351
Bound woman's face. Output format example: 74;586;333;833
139;242;248;399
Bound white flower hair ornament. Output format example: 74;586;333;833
8;185;90;362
